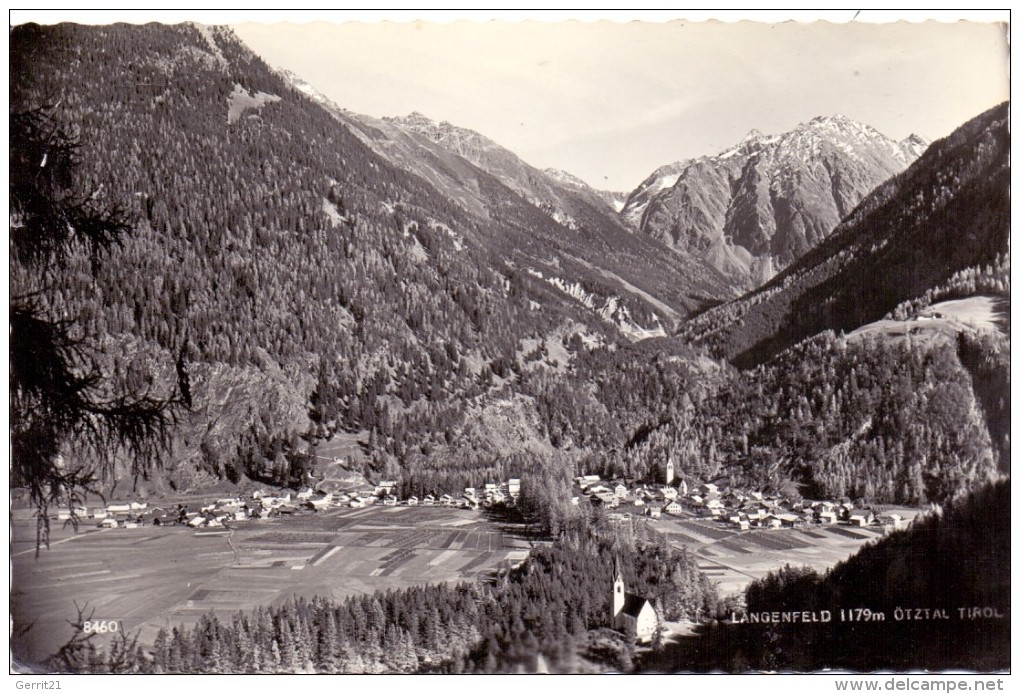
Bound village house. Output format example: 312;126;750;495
700;483;719;496
643;489;663;503
590;491;619;509
705;496;724;511
742;504;767;520
262;493;292;508
724;489;746;505
849;511;874;527
817;509;838;524
646;504;662;519
662;500;682;515
661;486;678;500
614;484;629;498
729;514;751;531
778;513;804;528
56;506;88;521
507;479;521;497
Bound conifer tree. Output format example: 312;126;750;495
9;105;186;550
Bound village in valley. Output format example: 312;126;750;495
13;449;930;663
76;457;915;536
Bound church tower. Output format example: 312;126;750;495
612;558;626;620
665;459;675;486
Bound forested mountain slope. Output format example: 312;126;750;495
10;22;719;492
334;114;732;324
282;71;733;325
682;102;1009;367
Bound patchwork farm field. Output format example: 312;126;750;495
651;517;897;597
11;506;528;667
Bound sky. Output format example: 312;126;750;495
10;11;1011;192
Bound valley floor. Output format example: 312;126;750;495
12;495;918;671
648;515;910;597
11;505;527;668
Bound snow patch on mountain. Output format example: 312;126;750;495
620;160;689;228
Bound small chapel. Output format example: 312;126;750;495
611;560;659;643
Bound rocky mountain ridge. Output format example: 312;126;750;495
623;114;928;288
681;101;1008;367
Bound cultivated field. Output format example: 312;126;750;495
651;516;907;596
11;506;528;667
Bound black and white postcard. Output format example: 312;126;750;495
9;10;1010;681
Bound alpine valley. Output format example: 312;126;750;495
9;22;1010;674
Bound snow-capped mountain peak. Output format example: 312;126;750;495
623;114;930;289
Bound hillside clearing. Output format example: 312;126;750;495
848;295;1008;345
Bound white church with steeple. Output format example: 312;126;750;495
612;559;659;643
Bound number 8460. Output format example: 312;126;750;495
82;620;120;634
